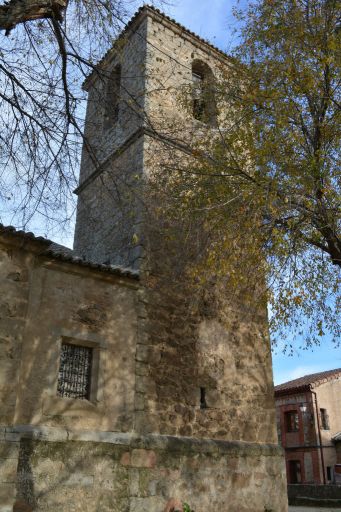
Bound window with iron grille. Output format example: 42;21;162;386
57;343;92;400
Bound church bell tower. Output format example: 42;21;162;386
73;5;288;511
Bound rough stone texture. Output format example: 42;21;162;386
12;436;287;512
0;6;288;512
73;14;148;269
134;264;276;442
0;237;138;432
0;440;19;512
74;137;144;269
73;4;279;445
0;244;32;427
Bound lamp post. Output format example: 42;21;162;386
299;403;307;414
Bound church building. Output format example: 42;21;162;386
0;6;287;511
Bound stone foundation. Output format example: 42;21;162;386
0;427;287;512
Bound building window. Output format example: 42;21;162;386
327;466;332;481
200;387;207;409
320;408;330;430
192;71;205;121
192;60;217;126
57;343;93;400
104;64;121;131
288;460;302;484
285;410;299;432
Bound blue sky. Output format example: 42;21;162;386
140;0;241;52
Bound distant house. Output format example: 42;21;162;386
275;368;341;484
333;431;341;483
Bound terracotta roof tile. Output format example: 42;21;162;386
0;224;139;280
275;368;341;394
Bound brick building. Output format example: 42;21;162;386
275;368;341;485
0;5;287;511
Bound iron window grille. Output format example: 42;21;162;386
57;343;93;400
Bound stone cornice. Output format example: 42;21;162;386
1;425;283;457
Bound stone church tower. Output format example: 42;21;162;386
72;4;287;508
0;5;287;511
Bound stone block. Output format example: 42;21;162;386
130;496;165;512
0;441;19;458
0;483;16;508
0;457;17;482
131;449;156;468
62;472;94;487
120;451;131;466
0;360;17;387
135;344;161;364
129;468;139;496
136;376;156;395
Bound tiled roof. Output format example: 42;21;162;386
275;368;341;395
84;4;231;87
0;224;52;245
0;224;139;280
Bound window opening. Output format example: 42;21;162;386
289;460;302;484
192;60;217;126
200;387;207;409
104;64;121;131
285;410;299;432
57;343;93;400
327;466;332;481
192;71;205;121
320;408;330;430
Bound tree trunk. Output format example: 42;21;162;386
0;0;67;35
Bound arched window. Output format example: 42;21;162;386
104;64;121;131
192;60;217;127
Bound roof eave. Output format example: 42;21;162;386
83;4;233;90
0;224;139;281
274;384;311;397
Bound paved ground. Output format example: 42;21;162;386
289;507;341;511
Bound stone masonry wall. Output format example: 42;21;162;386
73;13;149;267
126;12;279;444
144;13;230;140
6;429;287;512
134;212;277;443
0;236;139;433
74;136;145;268
0;240;37;427
0;437;19;512
78;15;148;185
59;7;287;512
